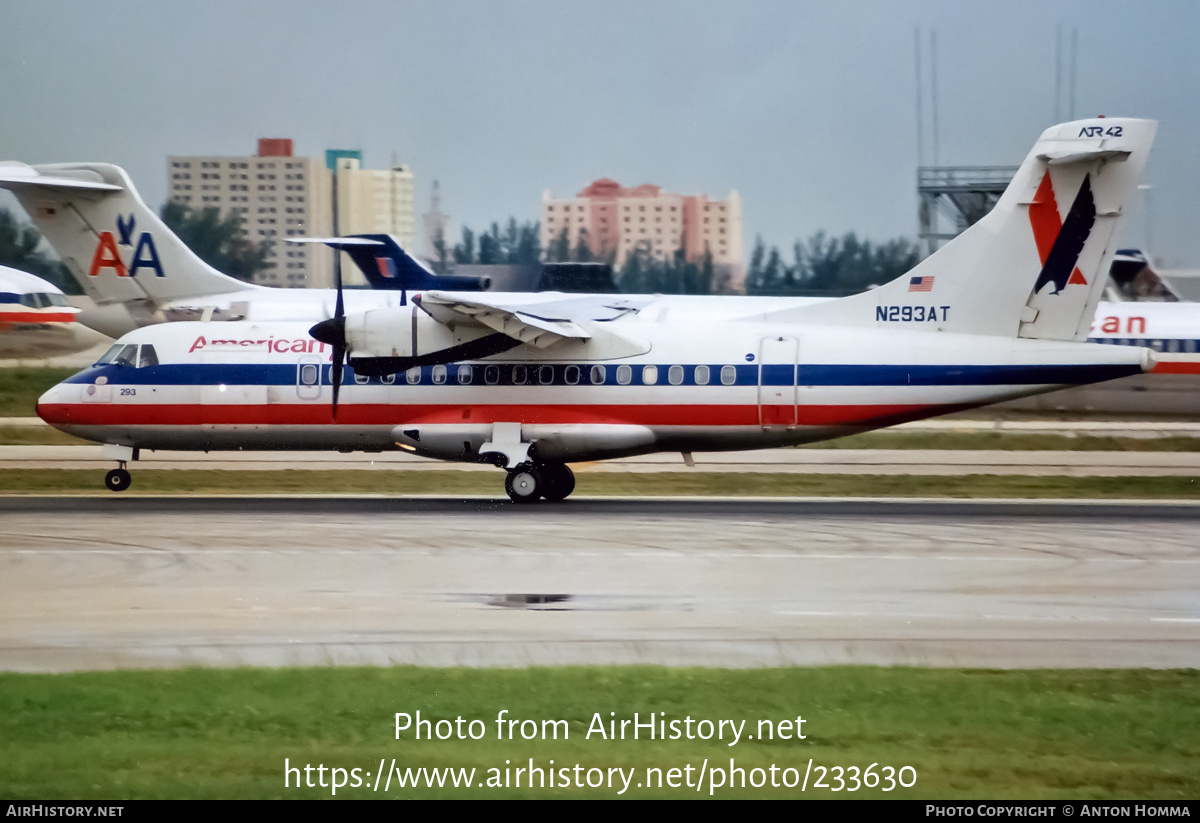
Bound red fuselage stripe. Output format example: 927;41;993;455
38;401;944;428
0;312;76;324
1150;361;1200;374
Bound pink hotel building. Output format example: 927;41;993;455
541;178;744;291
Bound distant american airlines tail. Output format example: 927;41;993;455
773;117;1156;342
0;162;260;306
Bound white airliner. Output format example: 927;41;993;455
33;118;1160;501
0;265;106;358
1087;301;1200;373
1;154;1193;374
0;161;421;339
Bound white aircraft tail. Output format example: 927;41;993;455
778;118;1156;341
0;162;261;306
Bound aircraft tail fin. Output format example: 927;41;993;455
291;234;491;291
0;162;260;306
778;118;1156;341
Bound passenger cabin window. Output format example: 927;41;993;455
354;372;369;385
695;365;710;385
512;365;528;385
668;365;684;385
721;365;736;385
590;365;606;384
642;365;658;385
406;366;421;384
432;365;447;384
616;365;632;385
485;365;500;385
565;365;581;385
457;365;473;384
382;373;396;385
539;365;554;385
299;364;319;386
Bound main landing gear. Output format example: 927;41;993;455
504;463;576;504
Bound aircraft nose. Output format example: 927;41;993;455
36;382;73;426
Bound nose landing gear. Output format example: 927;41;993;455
503;463;575;504
101;445;139;492
105;464;132;492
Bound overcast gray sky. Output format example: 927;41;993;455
2;0;1197;266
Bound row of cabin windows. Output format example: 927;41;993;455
342;363;740;387
1095;337;1199;353
0;292;71;308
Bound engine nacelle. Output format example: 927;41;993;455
346;304;517;375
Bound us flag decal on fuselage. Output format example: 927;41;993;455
908;276;934;292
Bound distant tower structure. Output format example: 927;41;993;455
913;27;1019;257
917;166;1018;257
422;180;450;264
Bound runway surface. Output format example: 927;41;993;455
1;497;1197;672
5;444;1200;476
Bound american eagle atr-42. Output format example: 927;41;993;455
30;118;1157;501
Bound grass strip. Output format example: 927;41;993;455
0;666;1195;799
800;431;1200;451
0;469;1198;498
8;426;1200;451
0;367;79;416
0;425;90;445
9;427;1200;453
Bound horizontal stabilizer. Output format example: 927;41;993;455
0;162;122;192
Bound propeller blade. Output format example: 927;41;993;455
331;343;344;417
330;251;346;418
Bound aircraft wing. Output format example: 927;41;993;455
415;291;650;348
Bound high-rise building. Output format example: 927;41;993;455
167;140;414;288
328;152;415;287
541;178;744;291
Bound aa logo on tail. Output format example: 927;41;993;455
88;214;164;278
1028;172;1096;295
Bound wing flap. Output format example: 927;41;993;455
416;291;649;348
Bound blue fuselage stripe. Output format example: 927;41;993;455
64;361;1143;389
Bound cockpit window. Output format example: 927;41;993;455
15;293;69;309
96;343;157;368
97;344;138;366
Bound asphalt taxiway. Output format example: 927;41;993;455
1;497;1196;672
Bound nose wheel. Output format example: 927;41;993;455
105;465;132;492
504;463;575;504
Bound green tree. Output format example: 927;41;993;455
0;208;80;294
746;231;919;296
477;222;501;265
573;228;594;263
744;236;767;293
546;226;570;263
431;227;450;274
159;201;271;282
450;220;542;266
453;226;476;264
616;242;714;295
